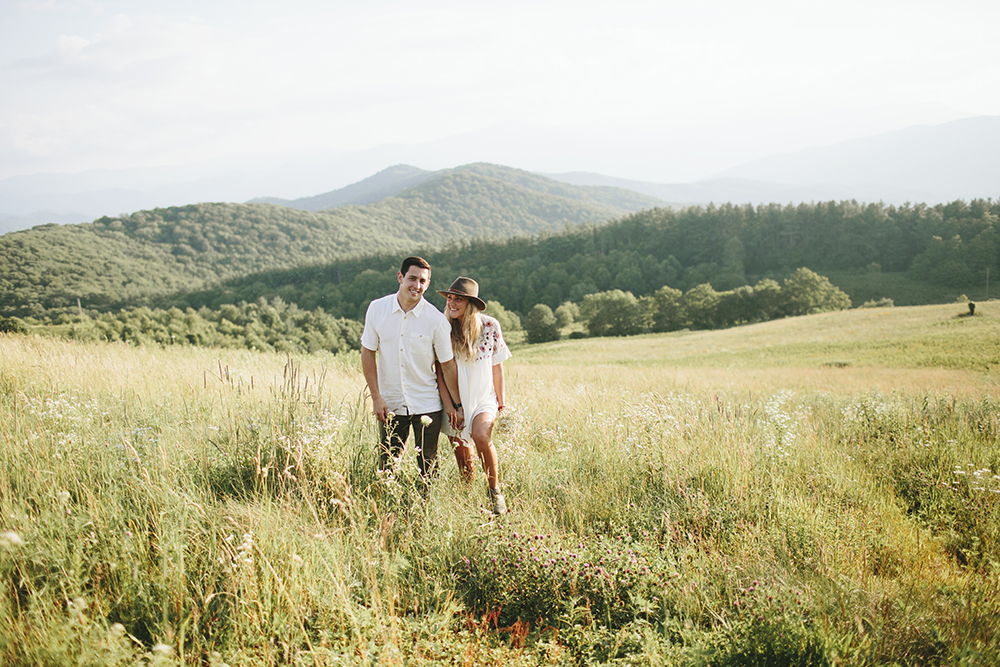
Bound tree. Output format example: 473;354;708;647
909;235;973;287
781;268;851;317
554;301;579;328
579;290;644;337
750;278;782;321
682;283;722;330
649;286;684;332
523;304;560;344
0;316;29;334
485;300;521;333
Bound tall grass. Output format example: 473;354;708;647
1;303;999;665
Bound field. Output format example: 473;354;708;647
1;301;999;665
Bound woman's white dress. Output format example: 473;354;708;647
446;315;511;444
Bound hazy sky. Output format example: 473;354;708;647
1;0;997;181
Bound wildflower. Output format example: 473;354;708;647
420;415;432;427
152;644;173;656
290;553;304;568
57;490;71;503
0;531;24;548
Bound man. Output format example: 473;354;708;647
361;256;464;479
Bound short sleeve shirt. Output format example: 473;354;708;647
361;293;454;414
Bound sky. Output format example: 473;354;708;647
1;0;998;184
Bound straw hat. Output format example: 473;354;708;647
436;276;486;310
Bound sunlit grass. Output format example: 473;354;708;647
2;302;999;665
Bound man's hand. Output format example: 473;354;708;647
372;395;390;423
444;402;459;429
451;406;465;431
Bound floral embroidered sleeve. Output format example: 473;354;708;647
485;317;511;365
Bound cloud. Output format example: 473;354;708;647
1;0;999;179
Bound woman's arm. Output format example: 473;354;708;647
492;362;505;411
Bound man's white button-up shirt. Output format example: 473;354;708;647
360;293;454;415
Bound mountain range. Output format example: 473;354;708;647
1;115;998;234
0;164;658;318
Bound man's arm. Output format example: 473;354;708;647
361;346;389;423
435;362;460;429
440;358;464;430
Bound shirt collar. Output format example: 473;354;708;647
393;294;427;316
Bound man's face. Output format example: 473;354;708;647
397;266;430;306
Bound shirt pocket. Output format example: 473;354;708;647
405;331;436;370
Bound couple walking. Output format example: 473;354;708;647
360;256;511;515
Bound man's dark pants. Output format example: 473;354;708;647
378;410;444;479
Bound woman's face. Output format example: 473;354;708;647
445;293;469;320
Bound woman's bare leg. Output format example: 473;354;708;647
451;436;475;483
471;413;499;491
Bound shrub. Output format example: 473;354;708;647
523;304;560;344
0;316;29;334
860;298;894;308
580;290;644;337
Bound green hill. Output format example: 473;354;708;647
247;162;666;213
0;165;653;319
170;199;998;322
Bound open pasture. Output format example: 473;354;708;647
1;301;999;665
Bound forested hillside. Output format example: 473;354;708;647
173;198;1000;321
0;166;644;319
4;184;997;355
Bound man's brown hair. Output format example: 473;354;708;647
399;256;431;276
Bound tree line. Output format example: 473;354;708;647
172;198;997;322
521;268;852;342
4;197;996;353
52;298;361;354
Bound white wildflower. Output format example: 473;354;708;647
420;415;433;427
0;531;25;548
152;643;173;656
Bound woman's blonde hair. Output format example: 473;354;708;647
449;300;483;362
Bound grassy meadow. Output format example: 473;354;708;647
1;301;999;665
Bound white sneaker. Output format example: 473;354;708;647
490;489;507;515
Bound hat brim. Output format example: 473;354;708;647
436;289;486;311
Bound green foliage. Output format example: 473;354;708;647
0;316;29;334
3;306;1000;665
649;285;685;332
184;198;998;331
484;300;522;333
0;168;636;321
554;301;579;328
780;268;853;317
570;271;851;339
860;298;894;308
6;196;1000;331
523;304;560;344
682;283;723;330
457;526;681;630
579;289;645;337
67;299;361;354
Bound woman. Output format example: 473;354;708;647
436;276;511;515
